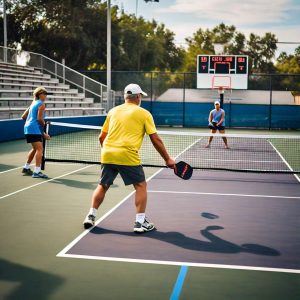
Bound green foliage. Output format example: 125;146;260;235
7;0;184;71
275;47;300;93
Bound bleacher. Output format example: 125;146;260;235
0;62;105;119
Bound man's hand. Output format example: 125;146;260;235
165;158;176;169
43;133;51;140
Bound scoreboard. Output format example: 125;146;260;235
197;55;248;89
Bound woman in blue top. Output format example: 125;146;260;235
205;101;229;149
22;86;50;178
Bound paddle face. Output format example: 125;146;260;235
208;122;217;130
174;161;193;180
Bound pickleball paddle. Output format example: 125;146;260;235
174;161;193;180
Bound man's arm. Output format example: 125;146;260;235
99;131;108;146
208;111;213;122
217;111;225;126
149;133;175;168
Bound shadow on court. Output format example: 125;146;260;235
50;178;98;190
90;225;280;256
0;164;20;172
0;258;64;300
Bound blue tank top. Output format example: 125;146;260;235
212;109;225;126
24;99;44;134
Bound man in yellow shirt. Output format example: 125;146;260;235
83;83;176;233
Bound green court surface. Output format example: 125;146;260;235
0;130;299;300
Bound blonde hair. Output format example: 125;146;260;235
32;86;47;103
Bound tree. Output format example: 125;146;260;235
183;23;277;74
183;23;246;72
276;46;300;74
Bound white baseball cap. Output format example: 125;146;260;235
214;101;220;105
124;83;147;96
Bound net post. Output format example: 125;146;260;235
41;123;49;170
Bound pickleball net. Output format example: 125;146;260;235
43;121;300;174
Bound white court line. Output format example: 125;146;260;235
269;141;300;183
57;253;300;274
147;190;300;199
0;164;94;200
0;165;25;174
0;162;80;175
203;159;281;163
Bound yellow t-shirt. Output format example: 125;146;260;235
101;103;157;165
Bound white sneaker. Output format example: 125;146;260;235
83;214;95;229
134;218;156;233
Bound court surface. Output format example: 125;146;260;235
60;169;300;273
0;133;300;300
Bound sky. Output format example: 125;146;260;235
113;0;300;57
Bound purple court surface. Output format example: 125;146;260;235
58;169;300;273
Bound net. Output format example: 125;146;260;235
43;122;300;174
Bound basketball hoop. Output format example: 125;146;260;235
218;87;225;95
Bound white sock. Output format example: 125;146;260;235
89;208;97;216
24;163;30;169
34;166;41;173
136;213;145;224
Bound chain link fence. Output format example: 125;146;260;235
83;70;300;130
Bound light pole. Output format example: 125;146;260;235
107;0;111;109
3;0;7;62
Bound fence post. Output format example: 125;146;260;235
150;72;153;113
83;76;86;97
40;56;43;72
268;75;273;130
183;72;186;127
54;62;57;79
229;101;232;128
62;58;65;84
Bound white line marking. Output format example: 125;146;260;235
0;165;94;200
57;253;300;274
147;190;300;199
0;162;81;174
203;159;281;163
56;168;165;256
269;141;300;183
0;165;24;174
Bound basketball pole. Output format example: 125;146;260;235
218;87;224;109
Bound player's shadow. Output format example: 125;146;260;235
0;258;64;300
50;178;98;190
92;225;280;256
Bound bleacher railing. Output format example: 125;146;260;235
0;46;115;111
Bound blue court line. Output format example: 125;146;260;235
170;265;189;300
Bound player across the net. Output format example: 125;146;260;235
43;121;300;174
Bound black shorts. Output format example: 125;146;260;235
99;164;145;186
25;134;43;143
211;122;225;131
